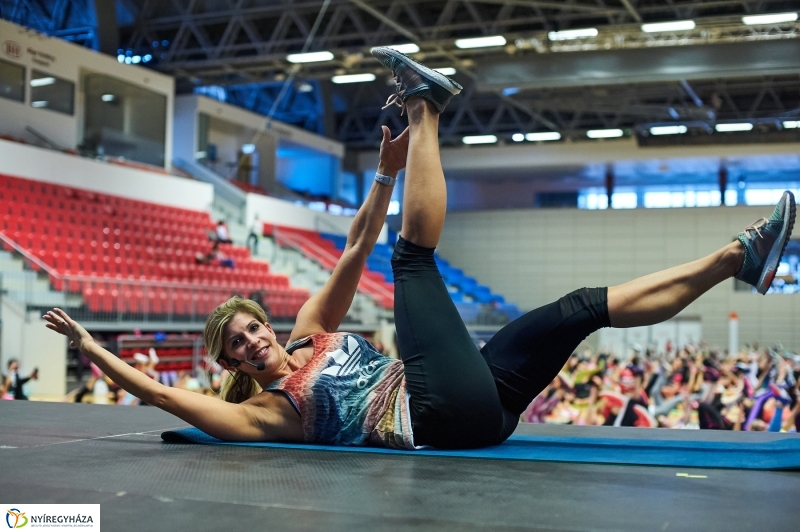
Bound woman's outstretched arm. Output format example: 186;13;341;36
290;125;408;339
43;308;286;441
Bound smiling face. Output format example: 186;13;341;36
221;311;281;374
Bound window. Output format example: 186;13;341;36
578;192;636;209
30;70;74;115
83;73;167;167
0;58;25;102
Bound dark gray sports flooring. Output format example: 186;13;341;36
1;401;798;532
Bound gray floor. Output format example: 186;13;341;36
1;401;798;532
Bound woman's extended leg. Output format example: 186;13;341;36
607;242;741;327
609;191;795;326
372;47;512;448
482;191;795;421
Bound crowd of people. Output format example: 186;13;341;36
523;342;800;432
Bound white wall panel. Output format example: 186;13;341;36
439;205;800;351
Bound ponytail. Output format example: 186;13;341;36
218;369;261;404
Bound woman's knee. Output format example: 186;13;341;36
391;236;439;280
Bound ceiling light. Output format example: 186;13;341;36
715;123;753;132
286;51;334;63
587;129;624;139
101;94;116;102
742;13;797;25
455;36;506;49
31;101;48;107
526;132;561;141
548;28;598;41
462;135;498;145
641;20;696;33
331;73;376;84
512;133;525;142
783;121;799;129
30;77;55;87
387;43;420;54
434;67;457;76
650;125;687;135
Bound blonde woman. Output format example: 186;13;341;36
46;48;794;450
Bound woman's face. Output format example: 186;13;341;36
221;311;281;373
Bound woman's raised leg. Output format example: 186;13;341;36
371;47;512;448
399;98;446;248
609;191;795;327
607;242;742;328
481;191;795;419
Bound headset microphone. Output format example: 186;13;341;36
228;358;266;371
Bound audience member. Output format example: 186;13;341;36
2;359;38;400
214;220;232;244
247;214;261;255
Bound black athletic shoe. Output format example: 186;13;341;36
370;46;462;114
734;190;795;294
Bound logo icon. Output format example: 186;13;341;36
3;41;21;59
6;508;28;528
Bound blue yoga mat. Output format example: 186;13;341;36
162;427;800;470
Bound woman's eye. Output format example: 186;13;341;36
250;324;258;331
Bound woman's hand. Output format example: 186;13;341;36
377;125;409;177
43;308;95;352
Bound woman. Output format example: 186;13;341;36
45;47;795;450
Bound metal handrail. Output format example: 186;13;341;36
274;229;393;301
173;157;247;218
0;231;60;277
314;214;346;236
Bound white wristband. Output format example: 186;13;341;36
374;172;397;187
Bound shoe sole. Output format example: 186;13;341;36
370;47;462;96
757;191;796;294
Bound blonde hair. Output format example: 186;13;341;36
203;296;268;404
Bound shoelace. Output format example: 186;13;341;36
742;217;768;240
381;75;407;115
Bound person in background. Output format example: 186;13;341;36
215;220;232;244
247;214;261;255
3;359;38;400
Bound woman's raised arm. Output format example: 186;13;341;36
43;308;280;441
290;125;409;340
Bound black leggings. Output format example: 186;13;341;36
392;237;610;449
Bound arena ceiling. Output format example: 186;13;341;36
3;0;800;151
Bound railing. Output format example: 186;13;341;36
274;228;395;305
173;157;247;223
314;214;346;237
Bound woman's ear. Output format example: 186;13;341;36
218;357;232;371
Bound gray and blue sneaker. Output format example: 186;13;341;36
735;190;796;294
370;46;463;114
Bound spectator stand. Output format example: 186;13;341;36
0;173;310;328
266;224;394;310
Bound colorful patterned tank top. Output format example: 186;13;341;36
264;332;416;450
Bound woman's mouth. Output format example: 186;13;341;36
252;346;268;361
